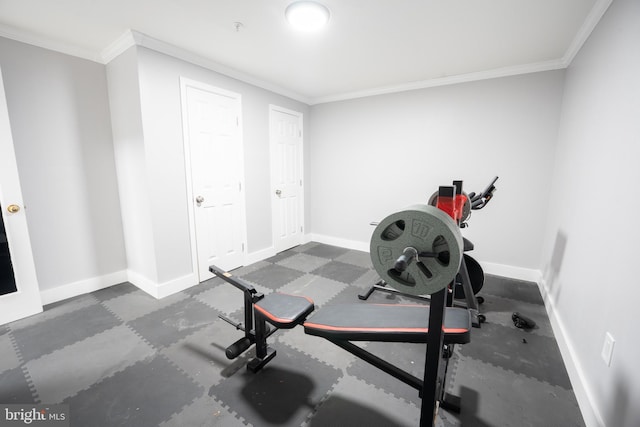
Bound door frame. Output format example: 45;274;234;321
0;67;42;325
180;77;247;282
269;105;305;252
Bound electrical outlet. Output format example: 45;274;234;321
601;332;615;367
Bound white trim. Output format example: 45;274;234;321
269;105;304;118
179;77;202;285
126;270;159;299
100;29;137;63
0;23;101;62
235;93;249;269
311;60;565;105
127;270;197;299
309;234;369;253
130;31;311;104
302;233;312;245
39;270;127;305
479;262;542;284
562;0;613;67
538;278;604;427
245;246;278;266
156;273;198;299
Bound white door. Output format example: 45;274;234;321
181;79;246;280
270;106;304;253
0;68;42;325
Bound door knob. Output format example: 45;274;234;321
7;204;20;214
195;196;204;204
275;190;282;196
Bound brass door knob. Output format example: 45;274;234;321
7;204;20;213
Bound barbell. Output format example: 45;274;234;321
370;204;463;296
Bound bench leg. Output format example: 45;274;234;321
247;312;277;373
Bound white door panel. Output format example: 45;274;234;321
0;67;42;325
270;106;304;253
182;80;246;280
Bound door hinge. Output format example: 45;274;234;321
236;116;239;126
239;182;242;191
242;243;245;252
299;179;302;186
299;130;302;137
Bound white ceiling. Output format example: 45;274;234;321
0;0;610;104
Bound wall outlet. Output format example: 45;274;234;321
601;332;615;367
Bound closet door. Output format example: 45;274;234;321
0;67;42;325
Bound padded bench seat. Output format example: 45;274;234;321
304;303;471;345
254;293;315;329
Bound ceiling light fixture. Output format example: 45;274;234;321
285;1;330;31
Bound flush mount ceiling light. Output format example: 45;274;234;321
285;1;330;31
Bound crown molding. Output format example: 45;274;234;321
0;0;614;106
99;30;137;63
126;30;312;105
309;59;566;105
562;0;613;66
0;23;101;62
309;0;613;105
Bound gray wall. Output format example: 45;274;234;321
106;46;158;282
309;71;565;273
129;47;311;284
540;0;640;425
0;37;126;292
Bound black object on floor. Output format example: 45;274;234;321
512;311;537;329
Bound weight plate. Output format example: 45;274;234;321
427;191;471;223
370;204;463;295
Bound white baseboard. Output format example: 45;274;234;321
538;279;604;427
40;270;128;305
245;246;277;265
480;261;542;283
38;267;213;305
127;270;198;299
309;233;369;252
156;273;198;299
124;270;159;298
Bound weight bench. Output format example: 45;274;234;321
210;199;472;426
210;265;471;416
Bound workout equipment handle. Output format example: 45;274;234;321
394;247;418;272
209;265;258;295
470;176;498;210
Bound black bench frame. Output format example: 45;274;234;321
210;264;469;427
210;265;315;373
